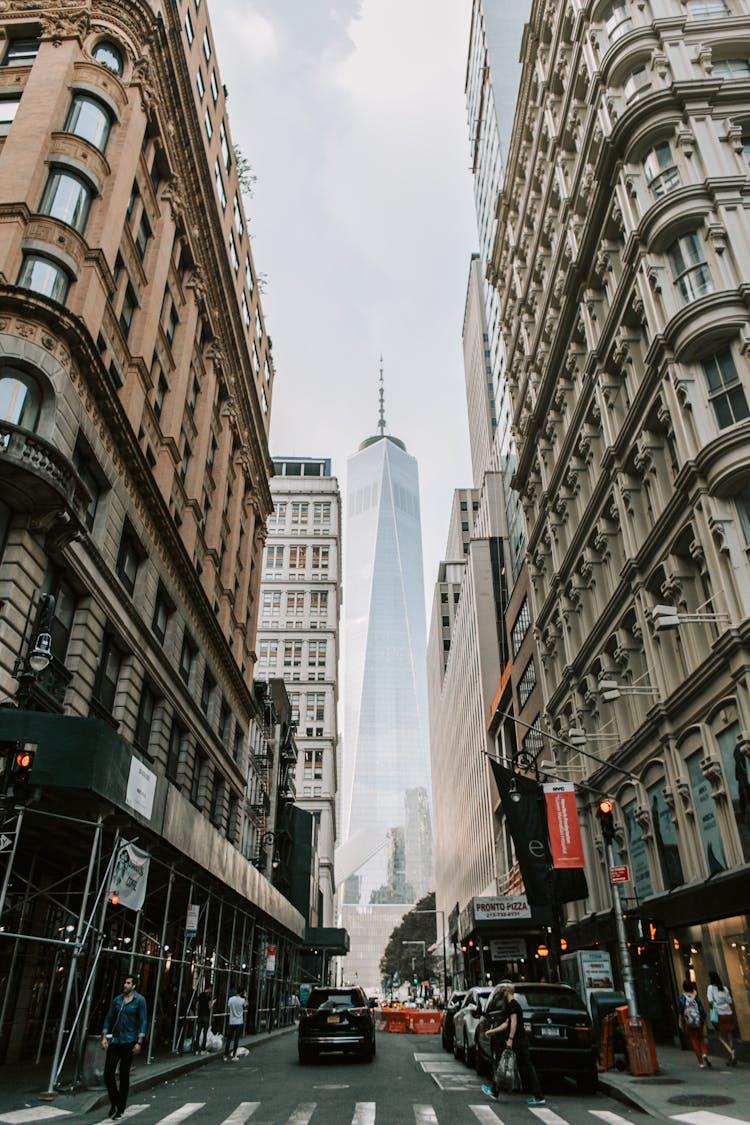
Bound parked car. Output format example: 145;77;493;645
441;990;467;1052
474;981;598;1091
452;986;493;1067
298;986;376;1063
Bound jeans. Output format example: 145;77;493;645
104;1042;135;1112
224;1024;241;1058
194;1018;210;1052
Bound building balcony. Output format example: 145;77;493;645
0;421;90;538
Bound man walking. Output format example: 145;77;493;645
193;987;214;1054
223;988;247;1061
482;981;545;1105
101;975;148;1119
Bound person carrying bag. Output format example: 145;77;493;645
679;978;711;1068
707;971;737;1067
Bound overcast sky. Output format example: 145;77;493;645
211;0;478;605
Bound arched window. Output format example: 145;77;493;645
0;368;41;430
40;168;93;233
64;93;112;152
17;254;70;303
92;40;124;76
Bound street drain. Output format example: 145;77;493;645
668;1095;735;1107
632;1077;684;1085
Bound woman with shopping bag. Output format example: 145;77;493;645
707;971;737;1066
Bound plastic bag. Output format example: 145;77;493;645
206;1030;223;1052
709;1005;719;1026
495;1047;521;1093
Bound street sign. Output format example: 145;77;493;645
0;834;12;851
185;903;200;936
610;865;630;883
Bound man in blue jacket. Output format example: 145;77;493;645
100;975;148;1119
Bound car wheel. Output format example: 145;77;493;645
453;1033;463;1060
464;1031;475;1068
363;1037;376;1062
298;1044;313;1065
576;1070;598;1093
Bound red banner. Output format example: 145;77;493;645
543;782;585;869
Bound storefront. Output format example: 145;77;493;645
454;895;555;987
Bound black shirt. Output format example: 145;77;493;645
506;998;527;1043
197;993;212;1020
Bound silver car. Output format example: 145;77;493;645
452;986;493;1068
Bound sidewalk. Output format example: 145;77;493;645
599;1041;748;1120
0;1026;296;1121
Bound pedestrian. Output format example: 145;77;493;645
678;978;711;1068
290;992;300;1023
707;971;737;1066
224;988;247;1061
193;986;214;1054
100;975;148;1120
482;981;545;1105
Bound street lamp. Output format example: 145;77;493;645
649;600;729;631
412;909;449;1001
255;831;280;873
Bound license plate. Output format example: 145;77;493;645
326;1015;341;1024
540;1026;561;1038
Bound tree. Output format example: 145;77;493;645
379;892;438;985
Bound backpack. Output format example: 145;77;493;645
683;994;702;1029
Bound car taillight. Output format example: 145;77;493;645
572;1024;592;1042
348;1007;367;1016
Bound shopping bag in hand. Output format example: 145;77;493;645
496;1046;521;1093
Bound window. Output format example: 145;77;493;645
311;546;329;573
245;256;254;294
283;641;303;670
203;106;212;140
313;501;331;527
180;633;196;684
92;634;122;714
702;349;750;428
309;640;327;670
135;212;151;261
604;1;632;40
115;522;141;595
713;58;750;77
46;570;77;663
233;195;244;237
40;169;93;233
154;373;168;421
72;437;101;530
119;283;137;338
202;30;212;64
686;0;729;14
735;488;750;545
258;639;278;667
265;544;284;573
219;700;231;741
210;775;224;827
289;545;306;570
623;65;650;100
17;255;69;303
219;121;231;172
255;307;264;342
511;598;531;657
214;159;226;210
165;301;179;346
200;669;215;714
0;95;20;133
210;70;219;103
261;388;268;415
92;40;124;75
643;141;680;198
167;722;184;782
2;38;40;67
305;692;325;728
518;657;537;708
64;94;112;151
152;584;172;643
241;292;251;328
291;501;308;529
0;368;41;430
233;725;244;762
135;682;157;753
286;591;305;623
310;590;328;621
261;590;281;624
668;232;713;302
184;10;194;45
229;231;239;273
196;69;205;101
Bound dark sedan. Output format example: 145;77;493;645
475;981;598;1091
441;990;467;1052
298;986;376;1063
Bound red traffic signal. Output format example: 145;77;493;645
598;798;614;815
597;797;615;842
10;747;35;785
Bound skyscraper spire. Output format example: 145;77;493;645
378;355;386;436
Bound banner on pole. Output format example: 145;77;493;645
110;842;150;911
543;782;585;869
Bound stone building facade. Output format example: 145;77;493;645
0;0;303;1071
489;0;750;1040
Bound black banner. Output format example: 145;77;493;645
489;759;588;906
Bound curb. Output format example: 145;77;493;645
597;1073;661;1118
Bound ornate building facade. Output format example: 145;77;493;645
489;0;750;1040
0;0;303;1070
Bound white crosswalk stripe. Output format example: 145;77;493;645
0;1113;72;1125
529;1109;568;1125
413;1107;439;1124
671;1113;750;1125
590;1112;640;1125
155;1106;205;1125
351;1105;376;1125
287;1106;316;1125
469;1106;505;1122
91;1105;149;1125
218;1104;260;1125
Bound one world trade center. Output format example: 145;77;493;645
339;377;433;989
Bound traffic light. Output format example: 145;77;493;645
597;798;615;842
10;746;35;791
413;975;418;986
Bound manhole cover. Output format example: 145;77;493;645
632;1077;684;1085
668;1095;736;1107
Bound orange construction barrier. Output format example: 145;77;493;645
409;1011;443;1034
599;1012;616;1071
615;1005;659;1076
379;1009;409;1033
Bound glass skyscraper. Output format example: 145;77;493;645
339;404;432;989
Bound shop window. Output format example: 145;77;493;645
64;93;112;152
0;367;41;430
716;723;750;861
647;780;684;889
687;749;728;873
17;254;70;304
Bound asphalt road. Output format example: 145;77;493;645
76;1032;670;1125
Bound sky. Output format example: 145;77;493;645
211;0;478;604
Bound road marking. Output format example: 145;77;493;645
591;1113;640;1125
218;1104;260;1125
287;1107;316;1125
0;1112;72;1124
671;1114;750;1125
352;1105;376;1125
414;1053;444;1060
469;1107;504;1122
529;1109;568;1125
414;1108;439;1124
156;1106;205;1125
90;1108;148;1125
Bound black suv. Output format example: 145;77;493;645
475;981;597;1092
298;986;376;1063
